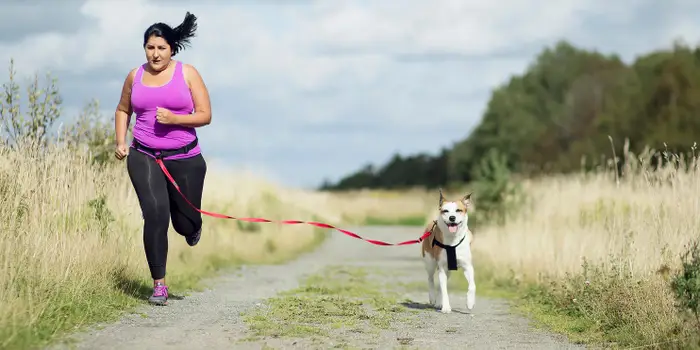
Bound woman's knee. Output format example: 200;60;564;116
142;201;170;227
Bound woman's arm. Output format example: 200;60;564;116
176;63;212;128
115;69;136;145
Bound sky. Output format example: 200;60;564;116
0;0;698;189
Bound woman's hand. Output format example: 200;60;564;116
156;107;180;125
115;143;129;160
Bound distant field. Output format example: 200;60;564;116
312;188;436;227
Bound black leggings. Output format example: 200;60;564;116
126;149;207;280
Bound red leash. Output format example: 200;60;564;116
155;159;432;246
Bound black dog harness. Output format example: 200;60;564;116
132;138;199;160
432;231;466;271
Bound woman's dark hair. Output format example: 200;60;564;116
143;12;198;56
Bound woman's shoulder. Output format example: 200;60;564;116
130;63;146;75
124;64;145;85
180;61;202;81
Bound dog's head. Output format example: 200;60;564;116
438;188;472;234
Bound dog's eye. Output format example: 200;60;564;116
441;210;448;214
456;209;463;213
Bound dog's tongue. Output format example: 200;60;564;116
448;225;458;233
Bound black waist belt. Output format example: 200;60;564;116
132;138;198;159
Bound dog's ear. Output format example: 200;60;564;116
439;188;445;207
462;192;472;208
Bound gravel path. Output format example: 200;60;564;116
49;226;583;350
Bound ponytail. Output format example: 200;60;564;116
171;12;198;56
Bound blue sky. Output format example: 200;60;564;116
0;0;698;189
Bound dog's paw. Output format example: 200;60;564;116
440;305;452;314
467;290;476;310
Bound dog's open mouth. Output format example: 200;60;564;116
447;222;459;233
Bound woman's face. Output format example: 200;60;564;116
144;35;172;72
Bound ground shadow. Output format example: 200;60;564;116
400;300;472;314
448;309;472;315
401;300;435;310
111;269;185;301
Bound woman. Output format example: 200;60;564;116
113;11;212;305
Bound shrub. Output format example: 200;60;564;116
671;239;700;333
469;148;526;226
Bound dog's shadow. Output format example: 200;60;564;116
400;300;472;315
111;270;185;301
401;300;434;310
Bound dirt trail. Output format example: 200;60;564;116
49;226;583;350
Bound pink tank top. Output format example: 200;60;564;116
130;60;201;160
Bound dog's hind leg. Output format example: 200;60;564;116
423;256;437;306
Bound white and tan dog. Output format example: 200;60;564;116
421;189;475;313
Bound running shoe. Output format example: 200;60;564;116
148;282;168;305
186;228;201;247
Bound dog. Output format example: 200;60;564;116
421;188;475;313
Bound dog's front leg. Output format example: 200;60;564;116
437;267;451;313
424;258;437;306
464;262;476;310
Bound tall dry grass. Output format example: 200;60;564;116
0;142;329;349
472;145;700;347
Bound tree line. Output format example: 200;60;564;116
320;39;700;191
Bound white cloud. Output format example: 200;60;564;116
0;0;697;188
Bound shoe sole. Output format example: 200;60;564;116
148;298;168;306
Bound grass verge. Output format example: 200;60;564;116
241;265;411;347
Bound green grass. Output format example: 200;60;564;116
241;265;411;345
363;215;426;227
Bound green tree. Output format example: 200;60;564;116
322;38;700;214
